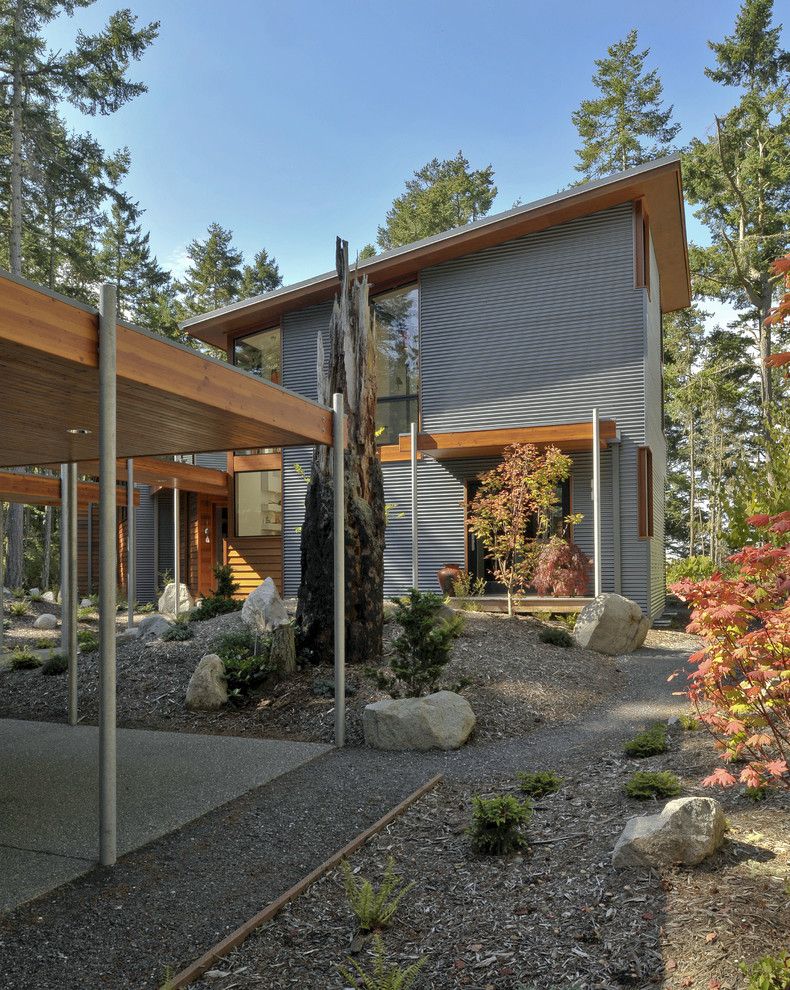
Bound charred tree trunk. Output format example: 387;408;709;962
296;238;385;665
42;505;52;588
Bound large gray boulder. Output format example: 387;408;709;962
33;613;58;630
363;690;476;751
138;614;173;640
241;577;289;634
612;797;726;868
186;654;228;712
158;582;194;619
574;593;649;655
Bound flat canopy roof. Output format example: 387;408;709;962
0;272;334;469
397;421;617;460
183;155;690;349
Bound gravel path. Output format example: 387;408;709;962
0;640;691;990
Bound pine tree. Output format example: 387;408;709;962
572;29;680;179
176;222;244;316
240;247;282;298
358;243;376;260
377;151;496;250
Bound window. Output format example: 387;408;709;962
372;285;419;445
637;446;654;539
235;470;282;537
233;327;281;384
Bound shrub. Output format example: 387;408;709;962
41;653;68;676
468;794;532;855
77;630;99;652
76;606;95;623
8;600;29;617
10;648;41;671
451;571;486;611
677;713;700;731
213;563;239;599
213;628;272;696
390;589;461;697
624;771;682;800
740;952;790;990
671;511;790;791
34;637;56;650
338;934;425;990
538;626;573;648
517;770;563;798
28;589;43;602
138;601;156;614
533;538;591;597
162;621;194;642
666;555;738;584
11;587;26;600
342;857;414;932
191;596;242;621
624;723;668;758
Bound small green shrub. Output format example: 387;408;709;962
342;857;414;932
42;653;68;676
740;952;790;990
624;723;668;758
451;571;486;611
191;596;242;621
624;770;682;800
744;785;769;802
338;934;425;990
77;630;99;652
162;621;194;642
8;600;30;617
138;602;156;614
538;626;573;648
390;589;462;697
213;563;239;599
11;587;26;600
28;589;43;602
34;637;56;650
666;555;737;584
76;606;95;623
10;648;41;670
678;713;700;731
468;794;532;855
213;628;272;696
517;770;563;798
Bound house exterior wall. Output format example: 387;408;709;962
645;233;667;617
278;202;661;613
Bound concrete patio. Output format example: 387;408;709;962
0;718;330;912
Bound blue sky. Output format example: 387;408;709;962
45;0;783;288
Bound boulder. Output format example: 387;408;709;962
573;593;649;656
118;627;141;641
269;624;296;677
41;590;57;604
138;614;172;640
241;577;289;634
158;582;194;619
33;613;58;630
363;690;476;751
186;654;228;712
29;587;41;597
612;796;726;868
80;598;92;609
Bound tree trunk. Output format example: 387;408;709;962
296;238;385;665
9;0;24;278
42;505;52;588
688;413;696;556
6;503;24;588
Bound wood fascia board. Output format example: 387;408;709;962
404;421;617;458
0;471;139;506
231;453;282;472
75;457;230;495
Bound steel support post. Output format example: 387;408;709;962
592;408;602;598
333;393;346;748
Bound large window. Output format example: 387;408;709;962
235;470;282;537
372;285;419;445
234;327;281;384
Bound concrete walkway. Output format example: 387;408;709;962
0;719;329;911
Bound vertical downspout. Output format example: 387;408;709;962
410;421;418;590
592;408;602;598
610;437;622;595
67;462;77;725
126;459;135;628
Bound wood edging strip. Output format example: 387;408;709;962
163;773;443;989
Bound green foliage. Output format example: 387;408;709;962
239;247;282;298
213;628;272;696
678;713;700;731
77;630;99;653
11;588;26;600
624;723;669;758
191;596;242;621
76;606;95;622
516;771;563;798
451;571;486;611
390;590;461;697
8;600;30;617
33;637;56;650
162;621;194;642
624;770;682;800
468;795;532;855
338;934;425;990
28;589;43;602
176;222;243;315
341;857;415;932
538;626;573;648
10;648;41;671
740;951;790;990
572;28;680;179
666;556;736;584
213;563;239;599
41;653;68;676
377;151;496;250
138;602;156;614
744;785;769;802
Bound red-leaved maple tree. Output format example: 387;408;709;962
765;252;790;374
670;512;790;791
533;538;591;597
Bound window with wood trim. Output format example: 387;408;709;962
637;446;654;539
234;469;282;537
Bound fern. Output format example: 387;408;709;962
342;858;414;932
338;934;425;990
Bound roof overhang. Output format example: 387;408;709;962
0;273;334;469
73;457;229;498
398;421;617;460
182;155;690;349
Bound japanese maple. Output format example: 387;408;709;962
533;538;591;597
670;512;790;790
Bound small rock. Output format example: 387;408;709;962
80;598;92;609
33;613;58;630
41;591;57;604
363;690;476;751
574;594;649;655
29;587;41;597
158;582;194;619
138;614;172;640
241;577;289;633
117;627;140;641
612;796;726;868
186;654;228;712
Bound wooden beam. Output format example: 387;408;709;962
74;457;229;497
395;421;617;460
231;452;282;473
0;471;138;507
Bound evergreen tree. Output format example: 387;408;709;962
377;151;496;250
176;222;244;316
683;0;790;432
572;28;680;179
240;247;282;298
358;243;376;260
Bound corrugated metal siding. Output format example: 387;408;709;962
157;492;174;588
645;235;666;618
282;446;312;595
134;485;156;603
195;452;229;471
282;301;333;402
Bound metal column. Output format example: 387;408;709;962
60;465;69;657
66;462;78;725
592;408;602;598
98;283;118;867
410;421;418;590
173;486;180;618
333;392;346;748
87;503;93;594
611;437;622;594
0;501;4;658
126;458;135;628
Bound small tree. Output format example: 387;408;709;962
390;590;461;696
467;444;572;616
670;511;790;791
533;538;591;597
